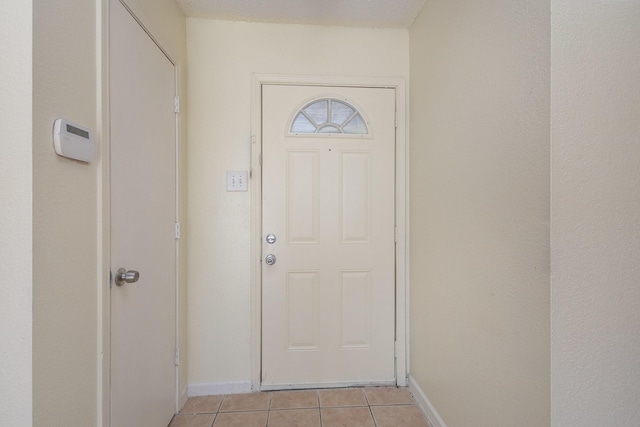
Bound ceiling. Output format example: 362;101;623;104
174;0;427;28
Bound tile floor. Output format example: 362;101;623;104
169;387;431;427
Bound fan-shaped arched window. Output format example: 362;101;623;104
290;98;369;135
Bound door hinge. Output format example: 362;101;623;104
174;96;180;113
175;222;181;239
394;227;398;243
175;347;180;366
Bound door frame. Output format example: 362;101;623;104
250;74;409;391
99;1;181;425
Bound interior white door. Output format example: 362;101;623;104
261;84;396;388
110;1;177;425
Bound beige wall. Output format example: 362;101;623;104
33;0;99;424
550;1;640;425
186;19;409;386
409;1;551;426
0;1;32;425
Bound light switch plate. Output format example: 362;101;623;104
226;171;248;192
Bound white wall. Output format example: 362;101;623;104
186;19;409;386
550;1;640;426
409;1;551;426
0;1;32;425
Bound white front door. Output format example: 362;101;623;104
261;84;396;388
109;0;177;425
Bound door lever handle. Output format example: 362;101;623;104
115;268;140;286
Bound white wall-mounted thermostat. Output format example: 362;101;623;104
53;118;95;162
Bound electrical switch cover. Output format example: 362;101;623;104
226;171;248;192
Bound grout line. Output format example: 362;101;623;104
362;388;378;427
369;403;379;427
363;388;372;406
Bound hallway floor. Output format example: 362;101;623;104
169;386;430;427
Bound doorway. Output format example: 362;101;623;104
256;80;407;389
109;0;178;425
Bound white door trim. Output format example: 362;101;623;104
250;74;409;391
99;1;181;425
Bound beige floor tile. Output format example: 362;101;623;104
213;411;268;427
318;388;367;407
219;393;271;412
169;413;216;427
269;390;319;409
371;405;430;427
267;409;320;427
364;387;415;405
321;407;375;427
182;395;224;414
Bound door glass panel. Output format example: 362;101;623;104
290;98;369;135
343;115;368;134
292;114;316;133
318;125;340;133
304;100;328;125
331;100;355;124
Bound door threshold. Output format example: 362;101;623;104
260;380;396;392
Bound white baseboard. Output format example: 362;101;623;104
408;375;448;427
187;380;253;397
